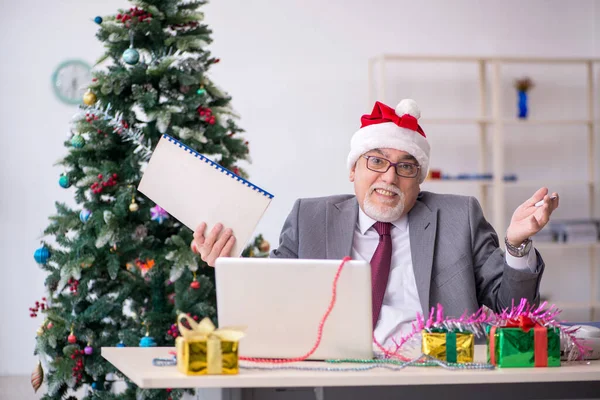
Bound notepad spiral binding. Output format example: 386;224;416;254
162;134;274;199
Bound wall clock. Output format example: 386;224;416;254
51;59;92;105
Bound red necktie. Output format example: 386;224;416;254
370;221;392;327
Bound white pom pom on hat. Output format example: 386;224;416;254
395;99;421;120
347;99;430;183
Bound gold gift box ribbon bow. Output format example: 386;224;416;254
177;314;246;374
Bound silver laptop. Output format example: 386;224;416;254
215;258;373;360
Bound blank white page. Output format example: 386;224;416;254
138;134;273;257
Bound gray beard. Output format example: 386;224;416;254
363;189;406;222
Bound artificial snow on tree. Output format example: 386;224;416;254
32;1;258;398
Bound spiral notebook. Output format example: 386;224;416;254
138;134;274;257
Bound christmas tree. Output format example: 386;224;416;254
31;1;266;398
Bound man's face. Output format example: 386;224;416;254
349;148;420;222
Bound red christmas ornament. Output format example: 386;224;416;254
68;334;77;344
190;270;201;289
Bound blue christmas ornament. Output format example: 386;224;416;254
58;174;71;188
123;48;140;65
91;382;97;390
79;208;92;223
34;246;51;264
94;16;103;24
116;341;126;348
139;335;157;347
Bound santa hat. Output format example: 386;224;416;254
347;99;430;183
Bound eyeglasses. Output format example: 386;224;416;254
361;155;420;178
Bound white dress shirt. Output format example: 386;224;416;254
350;207;538;349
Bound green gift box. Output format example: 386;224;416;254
486;323;560;368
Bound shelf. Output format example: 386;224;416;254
420;118;490;125
371;54;599;325
422;179;594;187
503;180;594;188
420;118;594;126
422;179;488;185
373;55;600;64
534;242;600;250
502;119;593;126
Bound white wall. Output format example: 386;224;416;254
1;0;599;380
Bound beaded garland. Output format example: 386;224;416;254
152;353;494;371
240;354;494;371
153;357;176;367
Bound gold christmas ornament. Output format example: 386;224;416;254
259;240;270;253
31;361;44;393
83;89;97;106
36;326;44;336
129;198;139;212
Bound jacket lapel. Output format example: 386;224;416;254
326;197;358;259
408;199;438;315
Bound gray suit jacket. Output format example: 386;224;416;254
270;191;544;317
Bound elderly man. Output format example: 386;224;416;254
191;99;559;347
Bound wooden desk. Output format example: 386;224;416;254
102;345;600;396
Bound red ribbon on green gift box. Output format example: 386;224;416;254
489;315;548;367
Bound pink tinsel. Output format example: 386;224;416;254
380;300;590;362
381;304;495;359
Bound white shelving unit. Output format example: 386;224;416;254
368;55;600;320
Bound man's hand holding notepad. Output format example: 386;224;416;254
138;134;273;259
191;222;235;267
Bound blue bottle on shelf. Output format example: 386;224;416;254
518;90;528;119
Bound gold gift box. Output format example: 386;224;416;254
175;314;245;375
422;330;474;363
176;336;239;375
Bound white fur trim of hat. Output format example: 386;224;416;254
347;99;430;183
